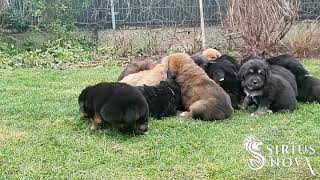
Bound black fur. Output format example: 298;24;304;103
137;79;183;118
267;54;320;102
269;65;298;96
239;59;297;115
78;82;149;134
191;54;210;70
206;55;243;108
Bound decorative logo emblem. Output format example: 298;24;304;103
244;136;265;170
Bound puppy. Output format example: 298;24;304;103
117;59;158;81
164;53;233;120
206;55;243;108
120;63;167;86
267;54;320;102
239;59;297;115
202;48;222;61
137;79;183;118
191;54;210;70
243;55;298;96
78;82;149;134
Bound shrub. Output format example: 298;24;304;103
286;21;320;58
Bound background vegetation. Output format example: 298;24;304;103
0;0;319;69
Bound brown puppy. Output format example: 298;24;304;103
164;53;233;120
120;63;167;86
202;48;222;61
117;60;157;81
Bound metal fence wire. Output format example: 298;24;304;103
76;0;228;28
5;0;320;29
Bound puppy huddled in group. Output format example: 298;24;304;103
239;58;297;115
137;79;183;119
191;54;210;70
267;54;320;102
117;59;158;81
120;63;167;86
78;82;149;134
164;53;233;120
202;48;222;61
206;55;242;108
243;55;298;96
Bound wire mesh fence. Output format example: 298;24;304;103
75;0;228;29
1;0;320;31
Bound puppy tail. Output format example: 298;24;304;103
189;98;233;120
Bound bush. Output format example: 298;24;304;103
0;30;96;68
224;0;300;55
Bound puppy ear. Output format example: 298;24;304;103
79;86;90;113
238;67;245;80
165;62;176;79
263;61;270;80
212;71;225;84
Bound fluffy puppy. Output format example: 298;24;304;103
267;54;320;102
191;54;210;70
239;59;297;115
206;55;242;108
164;53;233;120
78;82;149;134
137;79;183;118
202;48;222;61
117;60;158;81
120;63;167;86
243;55;298;96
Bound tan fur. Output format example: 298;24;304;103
91;114;103;130
120;63;166;86
165;53;233;120
117;59;157;81
202;48;222;61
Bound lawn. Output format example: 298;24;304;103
0;60;319;179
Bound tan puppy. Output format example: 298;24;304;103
120;63;166;86
117;60;157;81
202;48;221;61
164;53;233;120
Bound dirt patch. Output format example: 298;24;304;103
0;124;28;145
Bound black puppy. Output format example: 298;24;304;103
267;54;320;102
206;55;242;108
243;55;298;96
78;82;149;134
191;54;210;70
239;59;297;115
137;79;183;118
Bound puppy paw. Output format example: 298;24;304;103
179;111;190;118
267;110;273;114
251;110;269;116
239;105;247;110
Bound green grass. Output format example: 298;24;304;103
0;60;320;179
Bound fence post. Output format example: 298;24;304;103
111;0;116;29
199;0;206;49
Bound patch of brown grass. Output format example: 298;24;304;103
0;124;27;145
287;21;320;58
